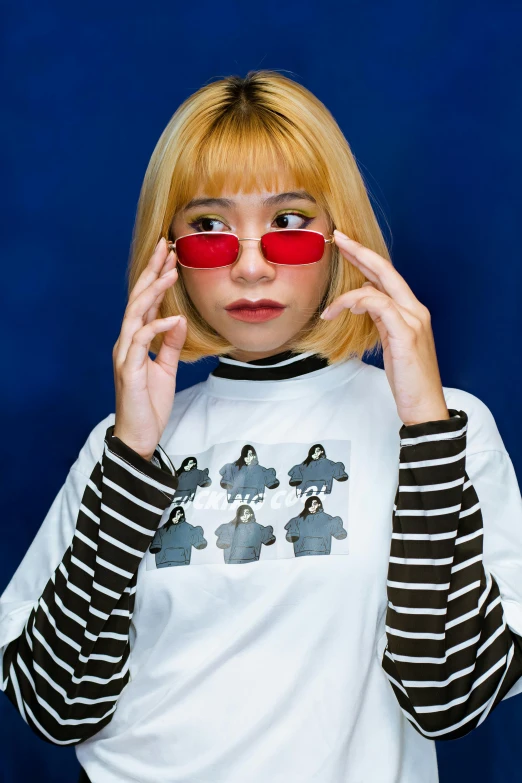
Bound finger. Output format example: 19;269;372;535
155;315;188;375
326;285;423;331
321;286;390;319
124;315;184;373
116;268;178;365
144;252;178;324
145;291;165;325
334;231;422;311
348;294;414;342
341;257;387;295
128;239;171;309
128;240;175;308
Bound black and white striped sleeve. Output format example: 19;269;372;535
382;408;522;740
0;424;178;745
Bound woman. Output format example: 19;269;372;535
284;495;347;557
288;443;348;497
215;504;276;564
219;444;280;503
172;456;212;504
1;70;521;783
149;506;207;567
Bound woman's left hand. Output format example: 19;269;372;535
320;229;450;427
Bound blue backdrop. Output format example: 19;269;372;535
2;1;521;780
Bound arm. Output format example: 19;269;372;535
288;464;303;487
262;467;280;489
331;461;348;481
329;515;347;541
382;408;522;740
215;524;232;549
0;423;178;745
260;524;276;546
149;525;165;554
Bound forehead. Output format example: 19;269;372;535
181;188;318;213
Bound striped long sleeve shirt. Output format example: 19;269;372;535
1;375;521;776
383;408;522;739
1;425;178;745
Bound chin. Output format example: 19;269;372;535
226;337;293;353
218;326;298;354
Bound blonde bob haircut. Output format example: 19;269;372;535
128;69;390;365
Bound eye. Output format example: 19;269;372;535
188;216;229;233
273;211;313;230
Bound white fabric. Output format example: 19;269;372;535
1;356;522;782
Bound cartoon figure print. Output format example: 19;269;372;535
219;444;280;503
149;506;207;567
288;444;348;498
215;504;276;564
172;456;212;503
285;496;347;557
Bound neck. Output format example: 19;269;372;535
211;349;331;381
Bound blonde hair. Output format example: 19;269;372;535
128;70;390;364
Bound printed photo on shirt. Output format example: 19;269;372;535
171;456;212;504
215;504;276;564
219;444;280;503
285;496;347;556
149;506;207;567
145;438;351;569
288;444;348;497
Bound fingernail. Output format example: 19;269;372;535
319;307;331;319
334;229;351;240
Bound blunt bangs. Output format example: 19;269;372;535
170;111;331;216
129;70;389;364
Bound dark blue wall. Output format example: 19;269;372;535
1;1;521;780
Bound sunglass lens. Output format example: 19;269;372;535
261;230;325;265
175;233;239;269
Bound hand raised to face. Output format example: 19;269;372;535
112;238;187;460
320;230;449;427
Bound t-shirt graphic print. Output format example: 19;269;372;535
145;438;351;570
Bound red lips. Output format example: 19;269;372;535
225;299;285;310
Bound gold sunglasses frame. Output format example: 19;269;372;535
165;228;335;269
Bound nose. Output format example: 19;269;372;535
229;237;276;283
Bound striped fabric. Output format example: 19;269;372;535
2;410;521;748
1;426;178;745
383;408;522;739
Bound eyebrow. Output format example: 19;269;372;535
181;190;317;212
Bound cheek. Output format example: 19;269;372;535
180;269;228;309
285;262;330;303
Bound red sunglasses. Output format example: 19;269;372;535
165;228;335;270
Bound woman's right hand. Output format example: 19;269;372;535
112;237;187;461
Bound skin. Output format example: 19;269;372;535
321;230;450;427
170;187;333;360
112;183;449;461
172;510;183;525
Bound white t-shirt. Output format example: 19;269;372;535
1;351;522;783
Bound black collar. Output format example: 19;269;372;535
211;350;330;381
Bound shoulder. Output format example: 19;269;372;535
442;385;506;455
355;361;506;456
72;412;116;477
